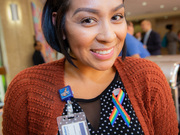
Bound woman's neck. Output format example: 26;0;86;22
64;60;116;99
64;60;115;82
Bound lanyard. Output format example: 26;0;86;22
58;86;90;135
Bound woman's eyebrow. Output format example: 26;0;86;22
72;3;124;17
73;8;99;17
113;4;125;12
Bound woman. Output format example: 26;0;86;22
3;0;178;134
166;24;180;54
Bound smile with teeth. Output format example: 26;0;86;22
92;48;113;55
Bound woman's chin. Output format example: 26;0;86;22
92;61;115;71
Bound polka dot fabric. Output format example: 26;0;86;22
62;73;144;135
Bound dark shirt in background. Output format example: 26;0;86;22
33;50;45;65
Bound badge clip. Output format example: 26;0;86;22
59;85;73;101
59;85;74;117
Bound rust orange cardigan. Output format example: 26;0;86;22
3;57;178;135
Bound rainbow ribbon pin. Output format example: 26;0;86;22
109;88;131;127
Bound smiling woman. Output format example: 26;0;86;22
63;0;126;71
2;0;178;135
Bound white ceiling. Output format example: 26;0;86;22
41;0;180;20
124;0;180;20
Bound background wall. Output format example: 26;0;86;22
156;15;180;38
0;0;44;85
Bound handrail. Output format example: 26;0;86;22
146;55;180;62
168;63;180;122
169;63;179;89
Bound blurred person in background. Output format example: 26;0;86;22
165;24;180;54
141;19;161;55
33;41;45;65
135;32;142;41
119;21;150;58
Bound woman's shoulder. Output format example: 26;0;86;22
4;58;65;105
28;58;65;72
7;58;65;94
115;57;161;73
115;57;172;102
14;58;64;80
115;57;167;85
115;57;169;99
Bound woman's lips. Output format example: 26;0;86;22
91;48;114;55
90;47;114;60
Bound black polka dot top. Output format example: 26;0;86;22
61;72;144;135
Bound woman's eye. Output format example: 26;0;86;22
80;18;96;26
111;14;124;21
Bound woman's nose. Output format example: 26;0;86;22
96;22;116;43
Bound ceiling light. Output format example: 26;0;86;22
173;7;178;11
160;5;164;9
10;3;19;21
142;2;147;6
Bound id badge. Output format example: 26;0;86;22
57;112;90;135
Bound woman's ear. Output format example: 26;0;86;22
52;12;57;25
52;12;66;40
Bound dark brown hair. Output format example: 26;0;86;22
166;24;173;31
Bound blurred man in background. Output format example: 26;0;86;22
135;32;142;41
141;20;161;55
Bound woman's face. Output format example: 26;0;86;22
65;0;127;71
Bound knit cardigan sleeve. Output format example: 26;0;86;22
146;65;179;135
2;70;30;134
115;57;179;135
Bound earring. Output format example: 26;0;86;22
63;35;66;40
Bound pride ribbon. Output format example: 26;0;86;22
109;89;131;127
